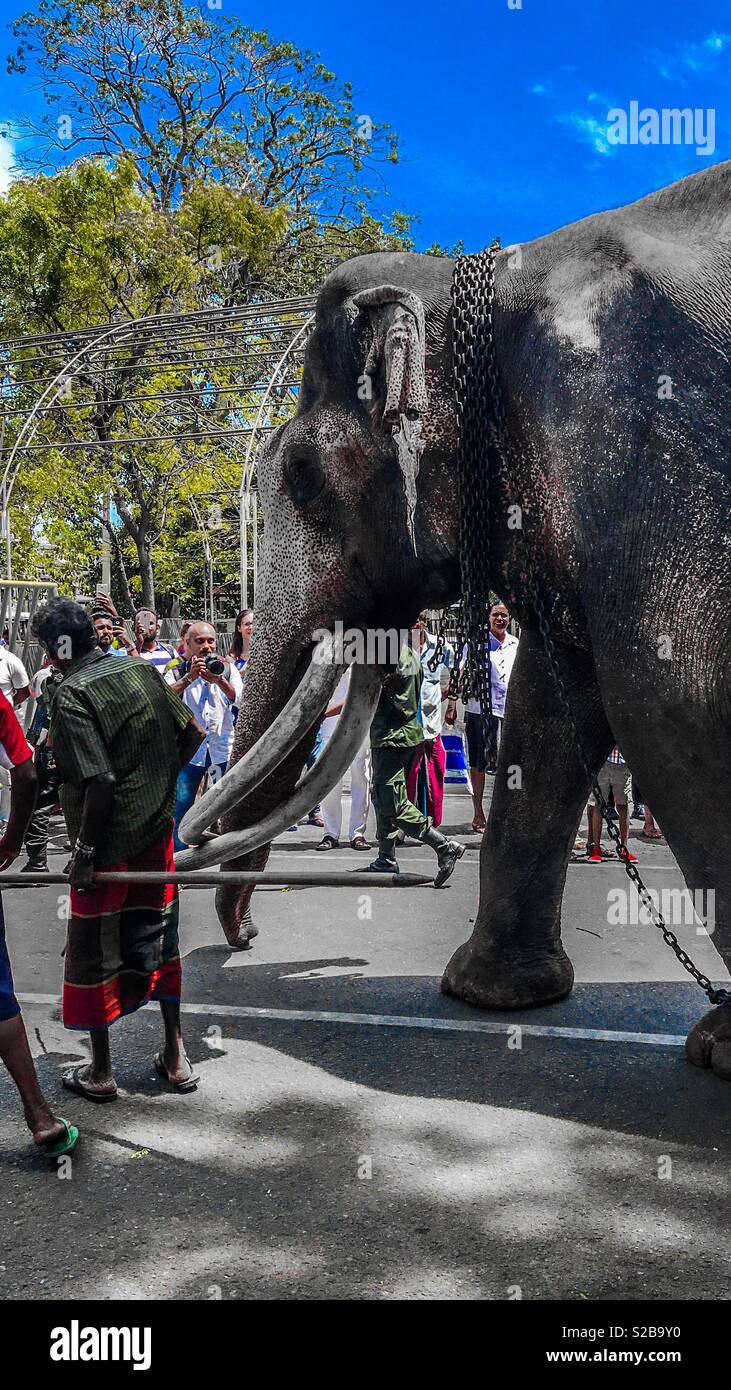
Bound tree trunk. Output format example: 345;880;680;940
108;528;135;615
137;540;155;610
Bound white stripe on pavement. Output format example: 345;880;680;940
15;992;686;1047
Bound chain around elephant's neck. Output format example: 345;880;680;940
447;240;503;757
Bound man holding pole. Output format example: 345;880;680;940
31;598;204;1101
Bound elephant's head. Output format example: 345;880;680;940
177;251;466;944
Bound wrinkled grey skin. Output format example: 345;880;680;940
217;161;731;1078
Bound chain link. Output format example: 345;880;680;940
447;244;729;1008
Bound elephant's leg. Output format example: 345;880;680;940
595;677;731;1079
442;629;611;1009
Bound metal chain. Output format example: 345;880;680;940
450;245;729;1007
450;241;503;765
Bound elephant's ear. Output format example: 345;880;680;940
350;285;428;553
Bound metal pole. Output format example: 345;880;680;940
0;414;10;583
0;870;433;888
2;481;9;585
100;492;111;593
251;490;258;597
240;491;249;609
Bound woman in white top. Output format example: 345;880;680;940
316;667;372;851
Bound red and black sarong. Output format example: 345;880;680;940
63;832;181;1031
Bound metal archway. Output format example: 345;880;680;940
0;295;316;612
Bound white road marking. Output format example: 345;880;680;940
268;849;683;872
15;992;686;1048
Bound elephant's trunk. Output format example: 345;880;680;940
177;632;345;847
179;600;376;950
176;662;380;869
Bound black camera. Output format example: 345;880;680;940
204;653;225;677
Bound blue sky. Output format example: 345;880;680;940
0;0;728;250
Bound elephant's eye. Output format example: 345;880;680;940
285;451;326;506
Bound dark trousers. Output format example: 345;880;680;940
371;744;430;845
24;749;59;864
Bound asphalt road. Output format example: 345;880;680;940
1;783;729;1301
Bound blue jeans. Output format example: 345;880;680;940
307;728;323;816
173;757;226;852
0;895;20;1023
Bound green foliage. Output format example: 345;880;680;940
0;157;287;608
2;0;416;609
7;0;400;229
0;157;286;331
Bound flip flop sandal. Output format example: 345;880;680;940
350;836;370;851
471;821;486;833
62;1064;118;1103
154;1052;199;1093
40;1117;80;1158
316;835;339;851
641;830;663;840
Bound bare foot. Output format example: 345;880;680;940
154;1051;199;1091
62;1063;117;1100
25;1109;68;1148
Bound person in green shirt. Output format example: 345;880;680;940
31;597;204;1102
368;641;465;886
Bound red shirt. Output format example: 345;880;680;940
0;690;33;770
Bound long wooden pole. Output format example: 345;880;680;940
0;870;433;889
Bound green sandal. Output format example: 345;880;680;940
41;1118;80;1159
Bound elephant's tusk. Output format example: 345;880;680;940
178;632;345;845
175;662;381;870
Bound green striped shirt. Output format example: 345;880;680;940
51;648;194;865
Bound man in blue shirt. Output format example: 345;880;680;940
93;611;137;658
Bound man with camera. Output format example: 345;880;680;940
165;621;243;850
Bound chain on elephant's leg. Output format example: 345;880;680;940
442;631;612;1009
597;679;731;1079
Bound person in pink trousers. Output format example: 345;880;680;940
405;613;453;828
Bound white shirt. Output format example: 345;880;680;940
165;660;243;767
321;669;350;738
0;649;30;705
418;631;453;740
463;632;519;718
138;641;175;676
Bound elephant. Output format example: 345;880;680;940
177;158;731;1079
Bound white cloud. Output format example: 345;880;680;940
679;30;731;73
559;112;616;158
0;134;16;195
531;84;547;95
703;32;731;53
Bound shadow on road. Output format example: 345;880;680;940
2;947;730;1300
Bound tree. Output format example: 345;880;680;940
0;157;286;607
7;0;402;292
2;0;416;607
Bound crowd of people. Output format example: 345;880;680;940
0;590;659;1157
